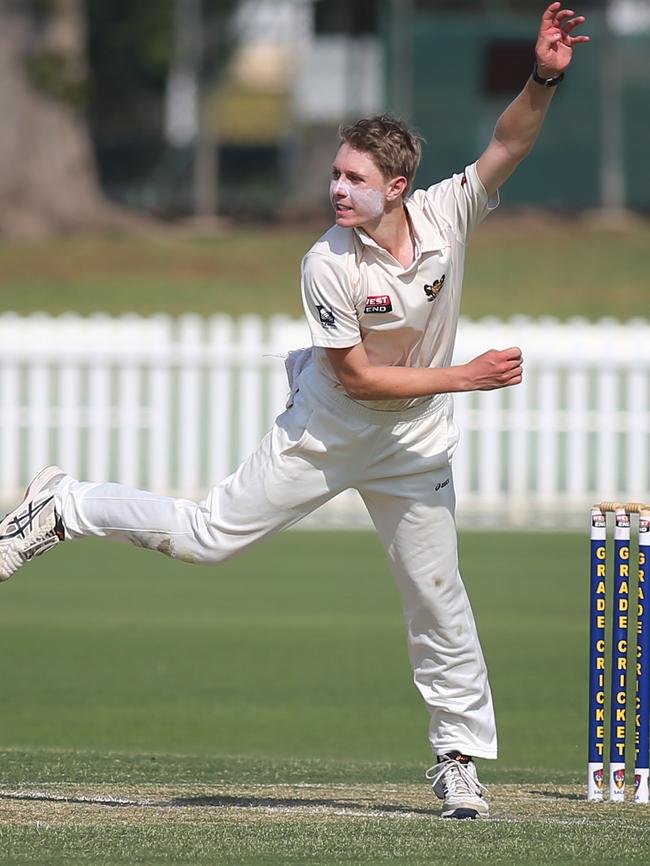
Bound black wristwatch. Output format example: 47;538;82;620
532;63;564;87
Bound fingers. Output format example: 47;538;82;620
503;370;523;388
541;5;589;38
542;4;572;29
479;370;523;391
542;2;562;24
495;355;523;388
497;346;523;362
492;348;523;388
555;9;577;25
477;347;522;369
561;15;590;43
562;15;586;32
502;364;523;383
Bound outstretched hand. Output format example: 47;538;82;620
536;2;590;77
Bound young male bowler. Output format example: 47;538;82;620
0;5;589;819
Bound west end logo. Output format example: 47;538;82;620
424;274;446;302
364;295;392;314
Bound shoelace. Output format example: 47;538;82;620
0;496;55;541
425;758;488;798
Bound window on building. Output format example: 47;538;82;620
314;0;379;36
483;40;534;95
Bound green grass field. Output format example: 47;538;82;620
0;219;648;319
0;223;648;862
1;529;648;865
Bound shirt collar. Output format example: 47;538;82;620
404;200;446;253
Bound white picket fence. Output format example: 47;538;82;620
1;312;649;528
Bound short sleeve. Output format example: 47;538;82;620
300;253;361;348
419;161;499;243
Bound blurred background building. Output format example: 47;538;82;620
2;0;644;231
119;0;650;218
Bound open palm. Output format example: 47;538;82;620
536;3;590;76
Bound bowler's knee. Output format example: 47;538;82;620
164;534;238;567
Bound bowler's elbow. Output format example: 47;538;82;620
324;344;377;401
337;368;375;401
477;138;529;196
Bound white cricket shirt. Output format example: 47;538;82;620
301;161;498;410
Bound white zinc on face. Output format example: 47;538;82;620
329;177;386;221
329;143;396;227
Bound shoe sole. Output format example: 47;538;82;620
442;807;486;819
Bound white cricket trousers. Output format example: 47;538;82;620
55;364;497;760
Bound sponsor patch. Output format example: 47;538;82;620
316;304;337;330
424;274;446;302
364;294;392;314
461;174;468;187
434;478;450;492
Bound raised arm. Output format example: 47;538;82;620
476;3;590;196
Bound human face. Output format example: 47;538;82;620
329;144;388;228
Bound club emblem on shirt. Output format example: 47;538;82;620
364;295;392;314
424;274;446;302
316;304;337;329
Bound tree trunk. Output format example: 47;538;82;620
0;0;135;237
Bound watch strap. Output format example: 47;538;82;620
532;63;565;87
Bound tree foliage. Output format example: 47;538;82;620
86;0;239;139
0;0;146;237
86;1;173;137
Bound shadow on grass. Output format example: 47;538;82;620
0;791;141;807
528;789;583;802
172;793;437;816
0;790;438;817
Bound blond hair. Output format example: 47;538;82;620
338;114;424;195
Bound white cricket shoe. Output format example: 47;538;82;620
0;466;66;581
426;753;489;819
